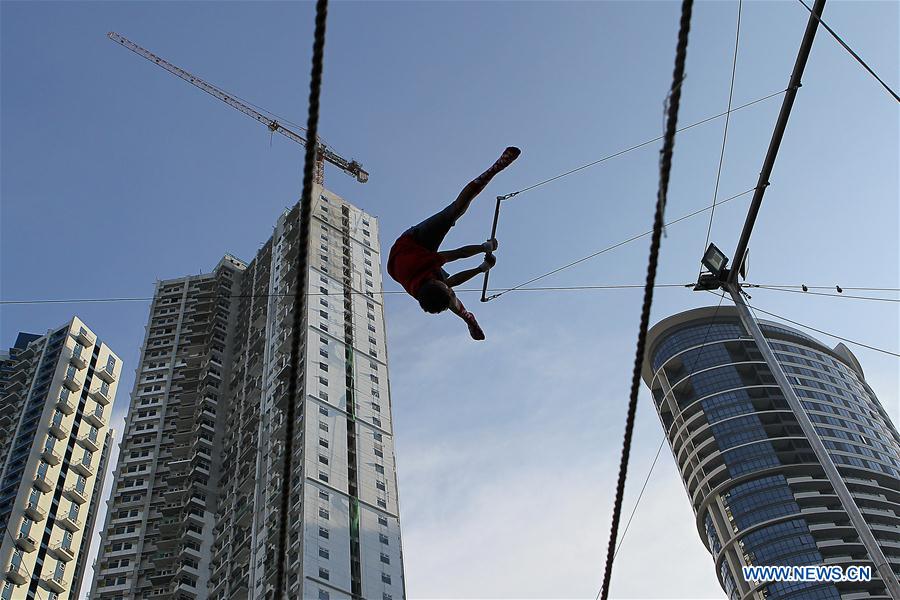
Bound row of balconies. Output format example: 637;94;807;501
5;561;68;591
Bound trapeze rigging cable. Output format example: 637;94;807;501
1;283;896;306
495;89;785;203
796;0;900;103
485;186;758;302
601;1;695;597
750;285;900;303
700;0;742;268
744;301;900;358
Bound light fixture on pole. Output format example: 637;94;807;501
694;243;730;291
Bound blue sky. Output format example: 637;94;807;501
2;1;897;598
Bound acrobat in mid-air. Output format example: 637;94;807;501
387;146;521;340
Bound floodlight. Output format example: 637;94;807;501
701;243;729;277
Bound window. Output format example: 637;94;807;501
318;590;330;600
376;480;386;491
319;567;329;580
319;455;329;465
319;547;329;559
318;471;329;483
318;526;329;539
319;507;329;519
319;406;329;416
378;516;388;527
381;573;391;584
319;362;328;372
319;422;329;432
383;594;393;600
377;498;387;508
379;533;389;545
319;489;329;501
374;432;383;442
375;448;384;459
381;553;390;564
319;438;329;449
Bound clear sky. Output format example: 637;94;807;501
1;1;897;598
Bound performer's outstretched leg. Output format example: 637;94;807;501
407;147;521;251
448;146;521;220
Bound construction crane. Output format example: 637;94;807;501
108;32;368;185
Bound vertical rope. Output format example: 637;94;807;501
599;1;693;598
277;1;328;598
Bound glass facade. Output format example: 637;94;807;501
644;307;900;599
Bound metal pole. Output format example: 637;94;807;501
480;196;503;302
728;0;827;284
725;281;900;596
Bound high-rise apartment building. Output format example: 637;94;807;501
643;306;900;599
91;186;405;600
0;318;120;600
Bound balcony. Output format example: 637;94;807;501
161;502;182;516
74;327;95;347
24;501;46;521
56;394;76;415
62;370;81;391
77;434;101;452
159;518;180;534
70;349;88;370
64;485;88;505
72;459;94;478
83;408;106;428
90;383;112;406
50;542;75;562
149;568;176;584
57;512;81;532
34;471;53;492
6;561;27;585
48;419;69;440
96;363;116;383
42;572;67;593
41;446;62;466
15;533;37;552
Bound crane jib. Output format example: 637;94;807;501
107;31;369;184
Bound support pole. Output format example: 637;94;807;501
725;281;900;596
480;196;503;302
728;0;826;284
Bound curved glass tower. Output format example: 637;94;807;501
642;306;900;599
